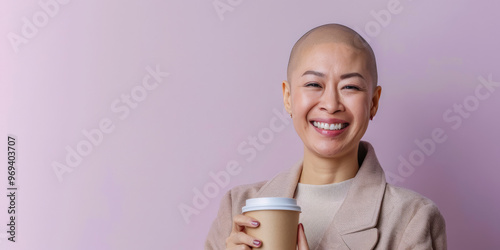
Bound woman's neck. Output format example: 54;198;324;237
299;145;360;185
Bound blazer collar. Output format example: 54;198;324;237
256;141;386;249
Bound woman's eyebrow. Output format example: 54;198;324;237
340;72;365;80
302;70;325;77
301;71;365;81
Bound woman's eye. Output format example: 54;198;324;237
343;85;360;90
306;82;321;87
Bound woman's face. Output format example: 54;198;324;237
283;42;381;159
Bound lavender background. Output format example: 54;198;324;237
1;0;499;249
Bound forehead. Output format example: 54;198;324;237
294;42;371;77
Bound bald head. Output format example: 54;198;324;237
287;24;378;87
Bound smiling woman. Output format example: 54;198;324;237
206;24;447;250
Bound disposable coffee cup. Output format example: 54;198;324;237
242;197;301;250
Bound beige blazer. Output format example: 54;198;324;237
205;141;447;249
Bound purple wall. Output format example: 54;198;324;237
1;0;499;249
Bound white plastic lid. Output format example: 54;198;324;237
242;197;301;213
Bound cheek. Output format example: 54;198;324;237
345;95;371;118
292;91;315;114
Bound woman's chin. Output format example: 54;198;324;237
310;146;344;158
308;140;359;159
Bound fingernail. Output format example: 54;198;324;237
251;221;259;227
253;240;261;246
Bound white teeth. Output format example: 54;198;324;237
312;121;346;130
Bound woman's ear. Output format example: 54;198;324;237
370;85;382;119
282;80;292;115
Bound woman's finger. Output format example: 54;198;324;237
232;214;260;232
297;223;309;250
236;232;262;248
226;231;262;249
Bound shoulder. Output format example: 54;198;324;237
380;184;447;248
221;162;301;212
384;184;438;208
383;184;446;217
376;184;447;248
227;180;268;200
380;183;446;233
382;183;445;221
223;180;268;215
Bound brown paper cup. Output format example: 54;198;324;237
242;197;301;250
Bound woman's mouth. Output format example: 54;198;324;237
310;120;349;137
311;121;349;131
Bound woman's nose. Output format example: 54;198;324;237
319;87;344;114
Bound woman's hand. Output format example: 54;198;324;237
297;223;310;250
225;214;262;250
